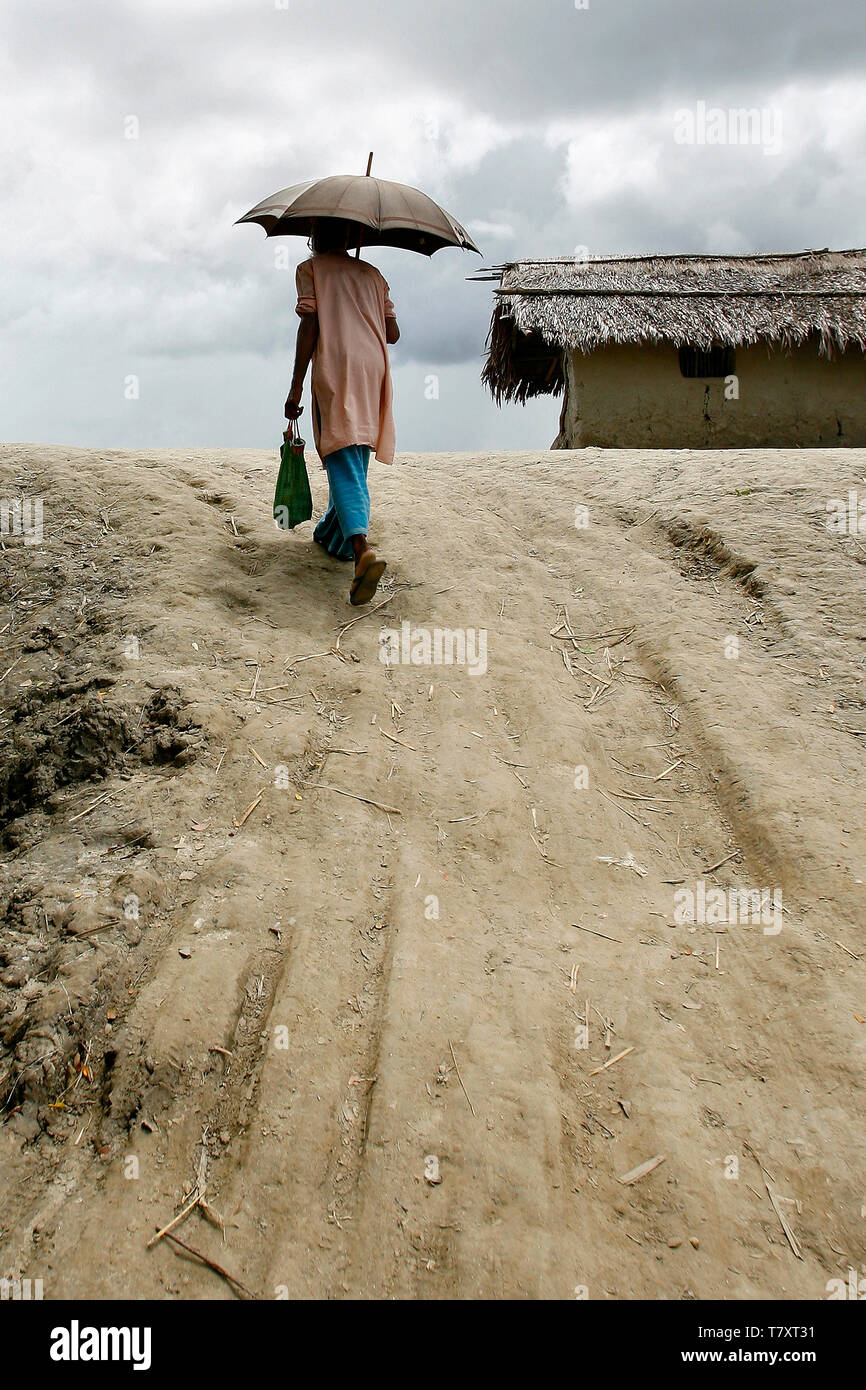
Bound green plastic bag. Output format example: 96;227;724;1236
274;420;312;530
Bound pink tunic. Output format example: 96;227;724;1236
295;252;397;466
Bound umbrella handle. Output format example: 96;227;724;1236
354;151;373;258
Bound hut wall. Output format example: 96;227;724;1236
559;342;866;448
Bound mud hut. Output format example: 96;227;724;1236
480;249;866;447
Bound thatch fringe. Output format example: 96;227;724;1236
480;249;866;403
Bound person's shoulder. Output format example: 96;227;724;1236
356;258;386;284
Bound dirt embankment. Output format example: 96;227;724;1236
0;442;864;1300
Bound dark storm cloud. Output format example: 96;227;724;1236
2;0;864;450
7;0;866;120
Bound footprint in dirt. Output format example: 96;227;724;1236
195;489;236;510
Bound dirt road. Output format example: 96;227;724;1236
1;442;864;1300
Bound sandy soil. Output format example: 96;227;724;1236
0;441;864;1301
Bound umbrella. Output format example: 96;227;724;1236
236;163;480;258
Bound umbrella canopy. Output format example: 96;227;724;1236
236;173;480;257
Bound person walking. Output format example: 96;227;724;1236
284;216;400;605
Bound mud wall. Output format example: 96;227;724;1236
558;341;866;448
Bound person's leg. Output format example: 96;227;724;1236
325;447;370;542
345;448;385;603
326;448;367;547
324;446;385;604
315;448;366;560
344;449;374;563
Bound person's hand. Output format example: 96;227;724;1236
284;394;303;421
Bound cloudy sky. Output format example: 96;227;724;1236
2;0;865;452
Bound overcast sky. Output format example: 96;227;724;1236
2;0;865;452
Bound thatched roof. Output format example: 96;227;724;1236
479;249;866;403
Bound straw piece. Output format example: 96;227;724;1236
590;1046;634;1076
233;790;264;827
298;779;401;815
448;1040;476;1117
618;1154;666;1186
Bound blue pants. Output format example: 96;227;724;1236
313;445;371;561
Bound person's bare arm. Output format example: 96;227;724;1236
284;313;319;418
386;317;400;345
